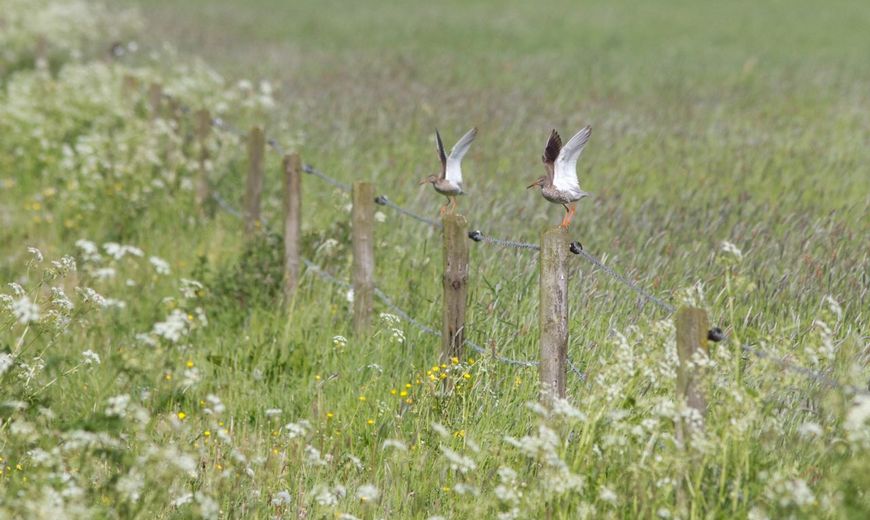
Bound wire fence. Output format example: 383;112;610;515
146;73;865;398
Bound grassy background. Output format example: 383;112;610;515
127;0;870;343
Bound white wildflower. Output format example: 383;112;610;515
51;255;77;275
453;483;479;496
374;211;386;223
720;241;743;260
93;267;116;280
50;287;74;312
439;445;476;473
27;246;43;263
8;282;25;297
797;422;822;438
81;350;101;365
346;288;354;303
105;394;130;417
356;484;379;502
313;485;339;506
333;335;348;348
76;239;102;263
180;278;204;299
12;295;40;324
599;486;618;505
116;469;145;502
285;419;311;439
152;309;189;342
78;287;108;307
171;493;193;507
317;238;339;255
103;242;144;260
0;353;14;376
305;445;327;466
823;295;842;322
265;408;282;417
271;490;292;506
205;394;225;415
552;397;587;422
845;394;870;444
150;256;171;275
382;439;408;451
182;367;201;388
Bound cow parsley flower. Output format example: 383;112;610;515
81;350;101;365
12;296;40;324
153;309;189;342
439;445;476;473
720;241;743;260
27;246;44;263
0;353;14;376
105;394;130;417
285;420;311;439
150;256;171;275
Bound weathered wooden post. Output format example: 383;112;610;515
674;306;709;516
539;227;569;400
194;109;212;214
352;182;375;334
244;126;265;234
675;307;710;429
147;83;163;119
441;214;469;362
283;153;302;300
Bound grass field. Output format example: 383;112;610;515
2;0;869;518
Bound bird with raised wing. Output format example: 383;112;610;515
419;127;478;215
527;126;592;229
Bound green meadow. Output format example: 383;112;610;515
1;0;868;517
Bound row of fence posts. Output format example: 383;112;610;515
136;79;715;425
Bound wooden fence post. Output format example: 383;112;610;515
244;126;265;234
540;227;569;400
674;306;709;516
352;181;375;334
441;214;469;362
194;109;211;214
147;83;163;119
283;153;302;300
675;307;710;428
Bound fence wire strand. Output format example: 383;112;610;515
375;195;442;228
738;342;866;395
302;164;352;192
467;231;676;315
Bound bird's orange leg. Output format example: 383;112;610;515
439;203;448;216
560;204;576;229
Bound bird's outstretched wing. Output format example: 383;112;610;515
445;127;478;184
554;126;591;192
542;129;562;164
435;129;447;178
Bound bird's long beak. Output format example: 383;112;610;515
526;177;544;189
418;177;429;185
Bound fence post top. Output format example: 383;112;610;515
283;153;301;170
442;213;468;227
542;226;569;238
